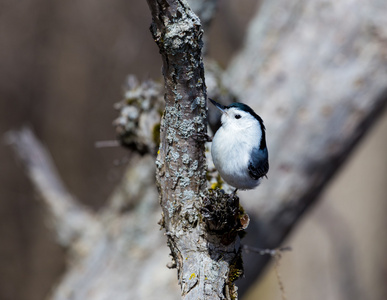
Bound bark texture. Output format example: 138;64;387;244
147;1;243;299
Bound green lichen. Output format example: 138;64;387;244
125;97;138;105
227;253;244;300
228;254;243;282
227;283;238;300
152;123;161;146
209;174;223;190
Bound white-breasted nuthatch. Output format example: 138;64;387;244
209;98;269;191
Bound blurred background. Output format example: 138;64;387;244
0;1;386;300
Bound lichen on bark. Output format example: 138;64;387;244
146;0;244;299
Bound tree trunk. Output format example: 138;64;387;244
147;1;244;298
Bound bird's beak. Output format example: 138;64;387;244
209;98;226;113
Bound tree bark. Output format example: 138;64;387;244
146;1;244;299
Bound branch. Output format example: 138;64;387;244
146;0;243;299
4;127;95;246
7;128;180;298
114;75;164;155
49;155;180;300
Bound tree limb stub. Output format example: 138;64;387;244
146;1;243;298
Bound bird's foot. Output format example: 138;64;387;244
228;188;238;200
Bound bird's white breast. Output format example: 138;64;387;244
211;122;262;189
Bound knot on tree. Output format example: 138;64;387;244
113;75;164;155
201;189;250;245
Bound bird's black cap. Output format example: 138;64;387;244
228;102;265;130
209;98;265;130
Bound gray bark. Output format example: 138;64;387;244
6;0;387;299
6;128;174;300
146;1;243;299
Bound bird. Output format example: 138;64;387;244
209;98;269;192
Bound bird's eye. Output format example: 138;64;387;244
235;114;241;119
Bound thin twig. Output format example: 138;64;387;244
274;252;287;300
242;244;289;300
95;140;120;148
242;245;292;256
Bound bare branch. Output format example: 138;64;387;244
94;140;120;148
101;153;157;216
5;127;95;246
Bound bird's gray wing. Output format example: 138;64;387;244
248;147;269;180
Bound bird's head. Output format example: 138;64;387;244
209;98;265;131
